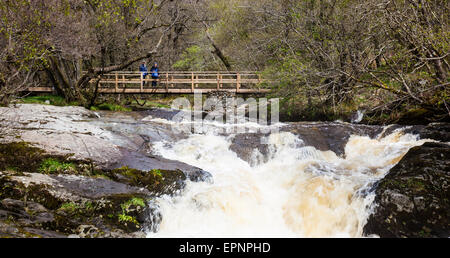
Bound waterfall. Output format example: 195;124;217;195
145;123;429;238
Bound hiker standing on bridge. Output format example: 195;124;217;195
150;62;159;87
139;61;148;87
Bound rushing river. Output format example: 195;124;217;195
143;118;429;238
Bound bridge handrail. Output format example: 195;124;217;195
82;71;261;75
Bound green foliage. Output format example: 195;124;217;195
129;99;171;109
90;103;132;112
173;45;206;71
151;169;163;178
59;202;80;212
118;197;146;226
118;213;139;225
38;158;76;174
58;201;96;215
120;197;146;211
20;95;68;106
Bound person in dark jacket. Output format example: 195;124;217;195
139;61;148;87
150;62;159;87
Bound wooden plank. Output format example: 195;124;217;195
95;79;261;84
24;86;270;94
97;88;270;94
26;87;53;92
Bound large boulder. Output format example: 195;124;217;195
364;142;450;237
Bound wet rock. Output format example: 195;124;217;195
113;148;213;185
282;122;382;156
51;174;151;199
77;225;101;238
108;166;185;196
185;168;213;183
0;104;192;169
6;172;150;202
143;108;182;121
378;123;450;143
0;104;123;167
0;171;154;237
229;122;382;163
1;199;26;213
0;221;20;237
0;104;217;238
363;142;450;238
229;133;271;165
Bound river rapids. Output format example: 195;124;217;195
141;118;429;238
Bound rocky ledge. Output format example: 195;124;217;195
364;141;450;238
0;104;212;238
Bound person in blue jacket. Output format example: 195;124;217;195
150;62;159;87
139;61;148;87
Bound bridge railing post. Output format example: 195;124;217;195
165;72;169;92
115;72;118;93
140;72;144;92
217;73;220;90
191;72;194;93
236;72;241;93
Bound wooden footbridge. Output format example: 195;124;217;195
27;71;271;94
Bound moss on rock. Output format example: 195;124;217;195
109;166;186;196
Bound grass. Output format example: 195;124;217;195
90;103;132;112
129;99;171;109
18;94;183;113
38;158;76;174
19;94;132;112
19;95;75;106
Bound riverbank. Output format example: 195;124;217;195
16;93;450;126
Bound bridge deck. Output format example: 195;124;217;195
26;71;270;94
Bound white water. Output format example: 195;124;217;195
146;125;429;238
